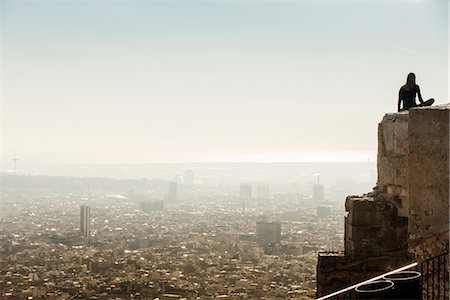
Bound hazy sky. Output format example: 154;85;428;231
1;0;448;164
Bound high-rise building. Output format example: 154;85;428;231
167;181;177;202
80;205;90;237
313;183;324;202
256;221;281;246
240;183;252;199
257;183;270;200
183;170;195;185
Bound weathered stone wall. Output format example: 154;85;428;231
316;104;449;297
344;193;408;257
408;104;449;260
316;252;408;296
377;112;409;216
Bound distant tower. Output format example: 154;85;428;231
167;181;177;202
256;183;270;200
313;175;324;203
183;170;195;185
11;152;19;175
80;205;90;237
240;183;252;215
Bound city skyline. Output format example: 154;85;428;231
1;1;448;164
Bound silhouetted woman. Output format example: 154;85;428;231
398;73;434;112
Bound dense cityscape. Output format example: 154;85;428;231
0;163;374;299
2;0;446;299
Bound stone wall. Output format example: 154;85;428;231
316;104;449;297
344;194;408;257
317;191;409;296
377;112;409;216
408;104;449;260
316;252;408;296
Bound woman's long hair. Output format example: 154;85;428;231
406;73;416;88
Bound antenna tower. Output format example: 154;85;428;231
12;152;18;175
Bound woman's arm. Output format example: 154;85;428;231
398;89;402;112
417;85;424;103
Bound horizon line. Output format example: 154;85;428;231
2;160;377;165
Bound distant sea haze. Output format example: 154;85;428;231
3;162;376;185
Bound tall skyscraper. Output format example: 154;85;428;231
240;183;252;199
167;181;177;202
80;205;90;237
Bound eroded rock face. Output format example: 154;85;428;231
316;253;408;296
344;192;408;258
377;112;409;217
365;104;449;260
408;104;449;260
316;104;450;297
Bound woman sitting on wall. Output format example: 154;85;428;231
398;73;434;112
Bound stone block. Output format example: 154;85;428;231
408;104;449;258
347;208;381;227
318;105;449;294
386;184;403;196
317;247;409;296
345;195;363;211
393;176;407;189
378;113;409;157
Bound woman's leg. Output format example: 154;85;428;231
418;98;435;107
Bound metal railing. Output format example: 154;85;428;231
418;251;449;300
317;250;449;300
